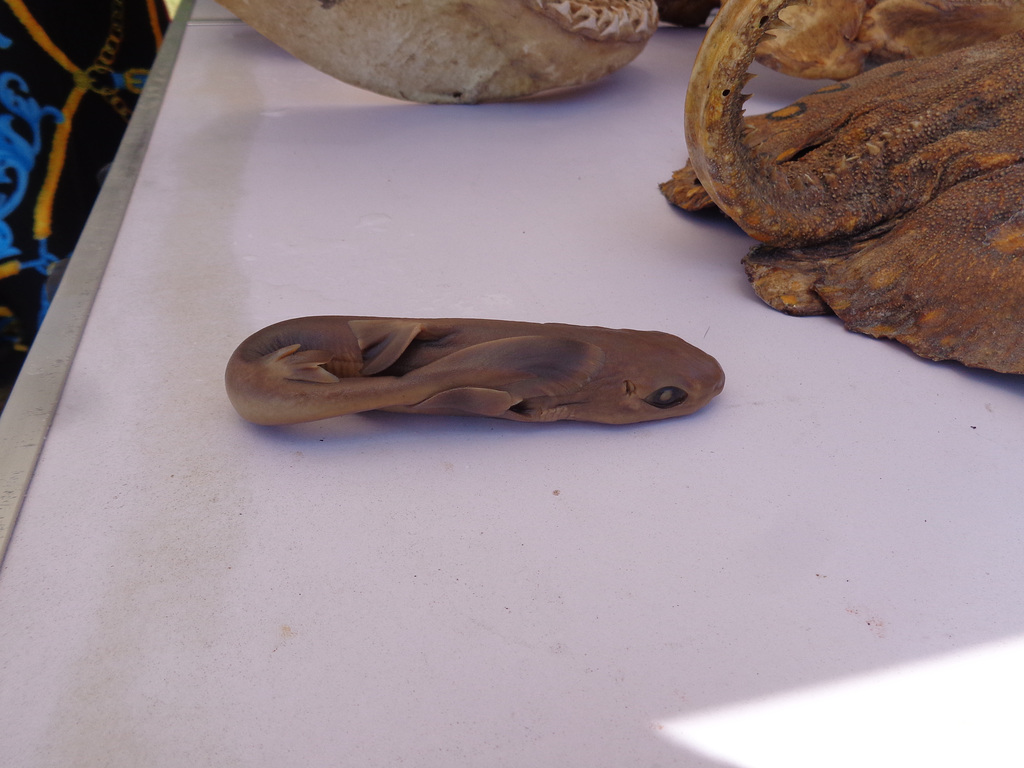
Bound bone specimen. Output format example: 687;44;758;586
215;0;659;103
657;0;1024;80
225;316;724;425
663;0;1024;374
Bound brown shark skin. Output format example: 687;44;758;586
663;0;1024;373
748;0;1024;80
657;0;1024;81
225;316;725;426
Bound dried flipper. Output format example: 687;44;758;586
666;0;1024;373
747;165;1024;372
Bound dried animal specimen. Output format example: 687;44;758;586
663;0;1024;373
215;0;659;103
755;0;1024;80
751;0;872;79
657;0;1024;81
225;316;724;425
860;0;1024;63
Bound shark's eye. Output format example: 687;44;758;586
643;386;688;409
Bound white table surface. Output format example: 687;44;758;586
2;4;1023;766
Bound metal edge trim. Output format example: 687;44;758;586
0;0;197;570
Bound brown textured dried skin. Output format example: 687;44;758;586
754;0;870;80
684;27;1024;246
673;0;1024;373
742;0;1024;81
742;245;836;316
745;165;1024;372
861;0;1024;65
661;0;1024;81
659;165;715;210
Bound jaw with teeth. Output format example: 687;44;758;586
215;0;659;103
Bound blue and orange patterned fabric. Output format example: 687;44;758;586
1;0;168;389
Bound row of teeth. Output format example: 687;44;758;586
530;0;658;42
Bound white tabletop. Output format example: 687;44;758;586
2;4;1023;767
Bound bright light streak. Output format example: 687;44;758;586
657;637;1024;768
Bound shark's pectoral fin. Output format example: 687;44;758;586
410;386;518;416
267;344;341;383
348;319;425;375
